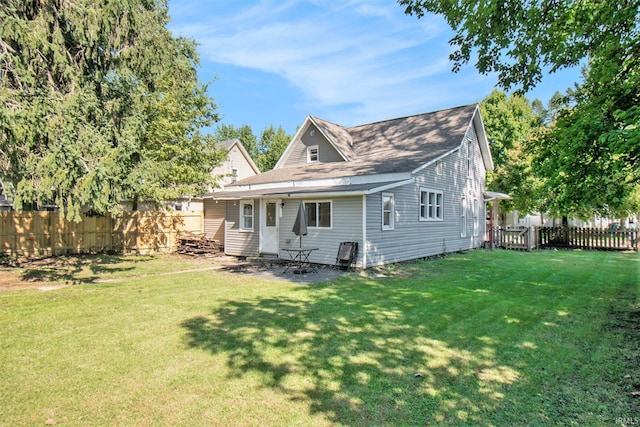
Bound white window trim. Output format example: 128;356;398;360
305;200;333;229
473;198;479;237
467;139;473;179
460;196;467;238
307;145;319;163
382;192;395;230
436;160;443;175
239;200;254;232
419;188;444;221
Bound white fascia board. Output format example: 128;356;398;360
293;177;351;187
349;172;412;185
411;150;458;175
274;179;415;199
277;190;369;198
308;116;350;162
368;178;415;193
273;117;311;169
472;105;494;171
229;172;411;192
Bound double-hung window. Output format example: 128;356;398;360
305;201;331;228
420;189;443;221
460;196;467;237
240;201;254;231
307;145;319;163
473;198;479;236
382;193;394;230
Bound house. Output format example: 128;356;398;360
204;104;494;268
120;138;259;213
202;139;260;243
209;138;261;189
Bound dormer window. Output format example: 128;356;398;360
307;145;319;163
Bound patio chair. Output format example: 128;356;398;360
336;241;358;271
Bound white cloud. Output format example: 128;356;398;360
169;0;455;121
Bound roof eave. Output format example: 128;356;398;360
472;105;494;171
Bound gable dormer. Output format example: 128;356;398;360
274;116;352;169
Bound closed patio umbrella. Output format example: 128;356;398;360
292;200;307;248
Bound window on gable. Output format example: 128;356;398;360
420;189;443;221
436;160;443;175
305;201;331;228
307;145;319;163
382;193;394;230
240;201;254;231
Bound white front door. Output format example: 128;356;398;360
261;200;279;254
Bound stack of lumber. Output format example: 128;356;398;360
176;232;220;255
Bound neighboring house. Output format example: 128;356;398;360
202;139;260;243
209;138;261;189
504;210;638;229
121;138;259;215
204;104;494;268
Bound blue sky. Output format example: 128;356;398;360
167;0;582;136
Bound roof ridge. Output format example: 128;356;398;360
346;103;477;131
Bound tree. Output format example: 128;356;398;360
256;126;290;171
480;90;545;214
401;0;640;217
213;124;291;172
399;0;638;92
213;124;258;161
0;0;224;220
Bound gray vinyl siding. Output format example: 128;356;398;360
278;196;363;266
224;199;260;257
203;199;226;244
279;123;345;167
365;125;487;267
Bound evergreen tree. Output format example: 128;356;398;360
0;0;224;220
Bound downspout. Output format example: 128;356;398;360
362;195;367;269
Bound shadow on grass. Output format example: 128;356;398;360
16;254;152;284
181;275;526;425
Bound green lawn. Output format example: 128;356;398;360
1;250;638;426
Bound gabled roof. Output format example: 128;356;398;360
309;116;355;161
229;104;491;188
216;138;260;175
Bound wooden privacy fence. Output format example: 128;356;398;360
0;211;203;258
538;227;638;251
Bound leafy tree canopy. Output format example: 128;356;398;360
480;90;546;214
213;124;291;172
399;0;638;92
256;125;290;172
401;0;639;217
0;0;225;220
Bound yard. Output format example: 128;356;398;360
0;250;638;426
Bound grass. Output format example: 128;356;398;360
0;250;638;426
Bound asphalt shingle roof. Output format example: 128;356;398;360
229;104;477;187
